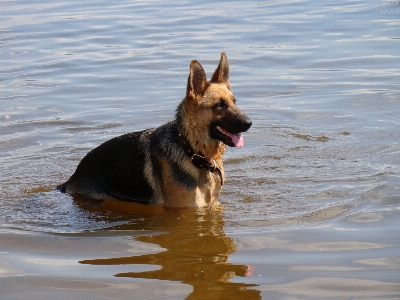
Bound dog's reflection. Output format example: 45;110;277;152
76;197;260;299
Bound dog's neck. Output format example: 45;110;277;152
178;131;224;186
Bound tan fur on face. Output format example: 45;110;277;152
181;83;236;162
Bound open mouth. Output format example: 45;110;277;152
214;125;244;147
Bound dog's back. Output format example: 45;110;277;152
58;129;154;201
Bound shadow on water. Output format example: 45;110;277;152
72;196;261;300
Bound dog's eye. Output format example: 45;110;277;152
213;100;227;110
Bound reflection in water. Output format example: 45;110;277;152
75;196;260;299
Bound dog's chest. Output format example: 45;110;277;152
159;167;222;207
193;171;222;206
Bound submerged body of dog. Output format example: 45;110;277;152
58;53;252;207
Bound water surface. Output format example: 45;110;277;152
1;0;400;299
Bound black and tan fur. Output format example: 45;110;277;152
57;53;252;207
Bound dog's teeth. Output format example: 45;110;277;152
217;126;229;137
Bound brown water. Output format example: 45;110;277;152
1;1;400;299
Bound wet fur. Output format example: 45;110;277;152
58;53;251;207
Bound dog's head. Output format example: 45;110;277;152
185;52;252;148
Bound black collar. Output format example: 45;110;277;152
178;132;223;186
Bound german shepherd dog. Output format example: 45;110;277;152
57;53;252;207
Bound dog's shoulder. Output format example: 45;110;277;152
144;120;199;190
147;121;181;155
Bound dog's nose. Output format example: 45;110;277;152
241;117;252;132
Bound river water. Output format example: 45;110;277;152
1;1;400;299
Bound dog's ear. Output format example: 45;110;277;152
187;60;208;99
210;52;230;88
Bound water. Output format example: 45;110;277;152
1;0;400;299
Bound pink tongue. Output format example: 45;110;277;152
229;132;244;147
